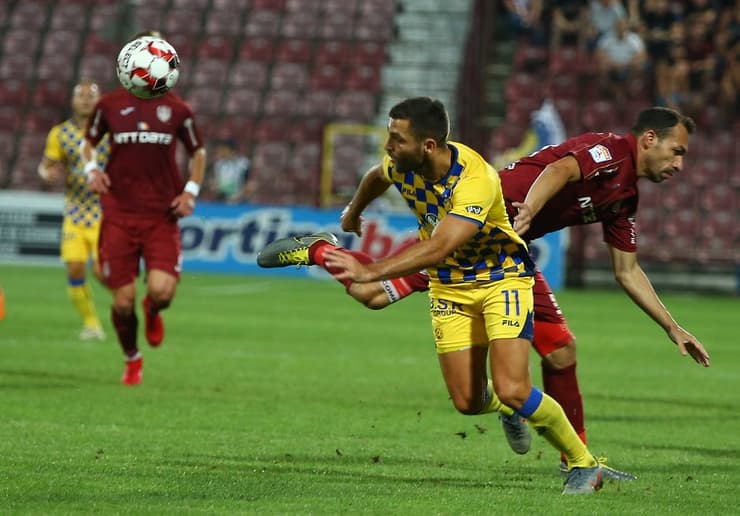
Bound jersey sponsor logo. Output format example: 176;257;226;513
465;205;483;215
599;166;619;175
502;319;520;327
156;105;172;123
577;196;597;223
429;298;464;316
588;144;612;163
120;107;135;116
112;131;174;144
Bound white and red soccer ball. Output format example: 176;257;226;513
116;36;180;99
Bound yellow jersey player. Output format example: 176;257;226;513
258;97;605;495
38;79;110;341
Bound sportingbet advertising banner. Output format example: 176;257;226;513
181;202;566;290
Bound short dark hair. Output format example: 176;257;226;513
129;29;164;41
388;97;450;144
630;107;696;138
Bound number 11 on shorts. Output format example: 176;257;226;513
502;289;520;316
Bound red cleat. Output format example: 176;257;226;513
121;356;143;385
142;296;164;347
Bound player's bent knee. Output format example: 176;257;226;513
542;340;577;370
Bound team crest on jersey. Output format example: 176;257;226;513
137;121;150;130
423;213;439;228
588;145;612;163
156;105;172;123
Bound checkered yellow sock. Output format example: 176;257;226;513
68;280;100;329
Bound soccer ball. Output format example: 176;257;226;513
116;36;180;99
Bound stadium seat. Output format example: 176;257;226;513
49;3;87;30
0;107;22;132
276;39;314;64
699;184;736;213
358;0;396;17
318;12;354;41
78;55;115;85
204;9;245;36
171;0;211;9
286;0;322;11
244;10;282;38
0;55;37;80
23;110;63;133
310;64;343;90
83;34;120;57
324;0;359;13
192;59;229;87
549;73;579;100
301;89;336;119
2;29;42;57
580;101;619;132
164;33;196;61
251;142;291;178
315;41;352;67
8;1;49;30
354;16;395;41
504;72;540;104
269;63;309;91
198;35;234;60
42;31;82;63
334;90;377;121
88;4;118;34
238;38;276;62
186;86;223;117
353;41;387;67
281;11;319;39
661;183;696;211
164;9;204;36
552;98;581;135
262;90;301;117
254;118;290;143
30;82;70;109
0;79;29;107
212;116;255;144
211;0;252;11
288;119;324;144
252;0;286;10
227;61;269;89
344;65;382;92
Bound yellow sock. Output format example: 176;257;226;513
68;281;101;329
520;388;596;469
480;380;515;416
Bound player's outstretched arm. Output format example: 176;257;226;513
341;165;391;236
608;245;711;367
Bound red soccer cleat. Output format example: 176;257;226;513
121;356;143;386
142;296;164;347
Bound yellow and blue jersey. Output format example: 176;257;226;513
382;142;534;285
43;119;109;228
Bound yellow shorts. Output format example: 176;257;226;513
429;275;534;354
60;218;101;264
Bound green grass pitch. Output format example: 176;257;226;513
0;264;738;514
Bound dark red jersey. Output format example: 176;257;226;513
500;132;639;252
86;87;203;218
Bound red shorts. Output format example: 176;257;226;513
99;216;182;289
531;268;574;357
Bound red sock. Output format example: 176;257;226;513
542;362;586;462
111;307;138;358
379;272;429;303
311;244;374;288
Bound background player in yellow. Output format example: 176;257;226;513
38;79;109;341
259;97;605;494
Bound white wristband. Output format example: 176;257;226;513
84;161;98;182
184;180;200;197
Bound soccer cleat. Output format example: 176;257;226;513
256;232;338;268
562;464;603;495
142;296;164;347
499;413;531;455
559;457;637;481
79;326;105;341
121;356;143;386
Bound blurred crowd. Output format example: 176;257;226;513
502;0;739;125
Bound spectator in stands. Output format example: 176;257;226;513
595;18;647;106
718;34;740;119
636;0;683;108
207;138;252;204
549;0;588;51
586;0;628;49
682;14;719;113
37;79;108;341
502;0;546;45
